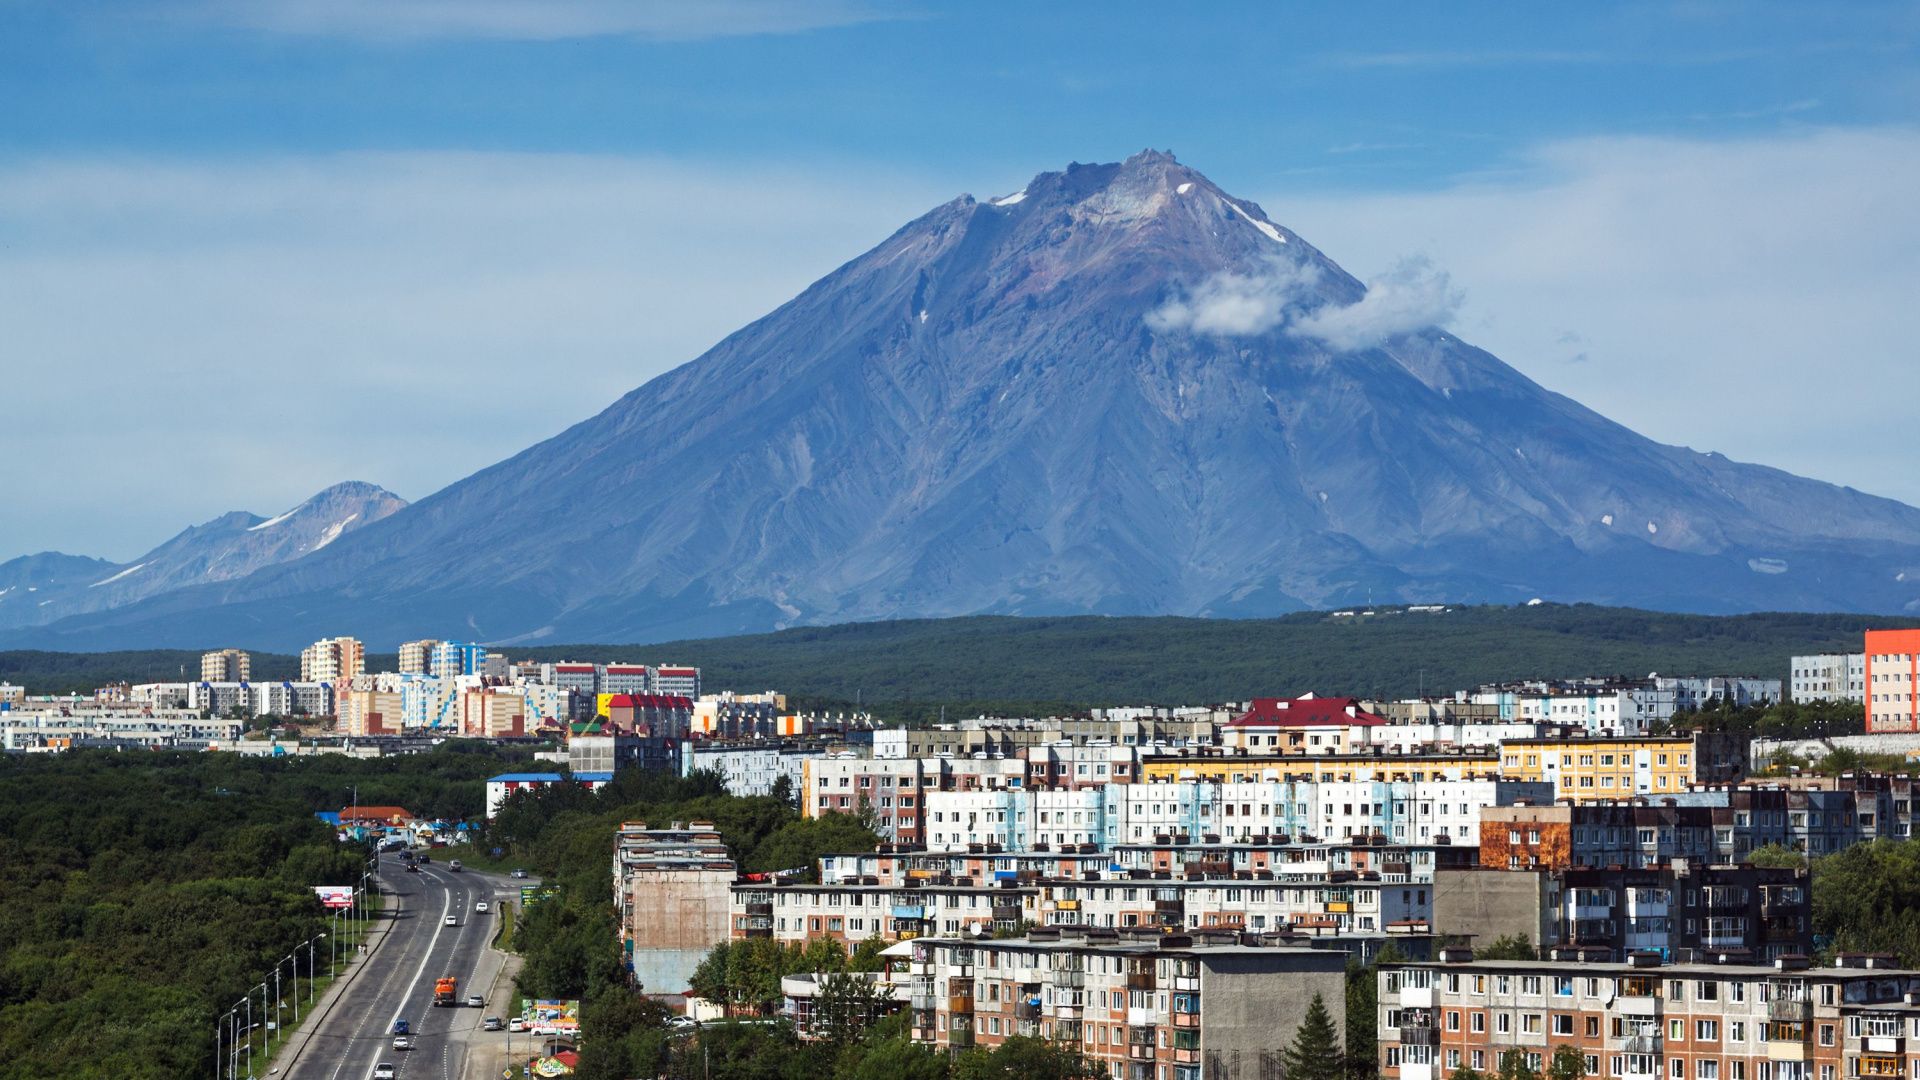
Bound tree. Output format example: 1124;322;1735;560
1451;1070;1485;1080
771;774;797;809
1498;1049;1540;1080
1280;992;1345;1080
953;1036;1100;1080
1346;957;1379;1080
813;972;891;1048
1477;935;1536;961
1548;1045;1588;1080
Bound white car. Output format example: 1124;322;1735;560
475;901;490;913
508;1017;528;1032
443;915;458;927
373;1066;397;1080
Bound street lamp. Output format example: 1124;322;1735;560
308;934;323;1006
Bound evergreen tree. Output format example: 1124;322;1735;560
1282;993;1345;1080
1345;958;1379;1080
1548;1045;1588;1080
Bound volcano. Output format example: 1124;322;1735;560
18;150;1920;650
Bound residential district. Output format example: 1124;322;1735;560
12;628;1920;1080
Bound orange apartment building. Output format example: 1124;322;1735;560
1866;629;1920;732
1380;952;1920;1080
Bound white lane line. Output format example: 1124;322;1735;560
354;868;453;1080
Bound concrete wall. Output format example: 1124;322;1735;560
625;868;734;995
1199;952;1347;1080
1432;868;1552;950
1751;733;1920;764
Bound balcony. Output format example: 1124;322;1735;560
1766;1041;1808;1063
910;992;938;1011
1859;1056;1904;1078
1053;970;1086;988
1172;976;1200;992
1865;1037;1906;1057
1621;1036;1661;1055
744;902;773;915
1172;1011;1200;1029
948;995;974;1014
1127;969;1156;992
1400;987;1434;1009
1769;998;1812;1022
1399;1026;1440;1048
1053;1020;1083;1043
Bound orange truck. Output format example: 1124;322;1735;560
433;977;458;1006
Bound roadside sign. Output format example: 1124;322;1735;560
313;885;354;909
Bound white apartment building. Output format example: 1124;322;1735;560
681;742;827;798
918;778;1551;853
1791;654;1865;703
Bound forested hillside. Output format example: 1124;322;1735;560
4;605;1909;718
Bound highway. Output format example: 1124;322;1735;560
285;857;522;1080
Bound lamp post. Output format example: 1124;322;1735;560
308;934;322;1006
242;992;252;1079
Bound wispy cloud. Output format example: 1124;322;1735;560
0;152;949;558
184;0;905;42
1291;258;1463;350
1146;257;1460;349
1326;141;1426;155
1322;49;1611;70
1146;261;1315;337
1272;126;1920;505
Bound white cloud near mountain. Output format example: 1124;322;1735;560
1272;126;1920;506
1147;255;1460;348
183;0;900;42
1145;261;1312;336
1292;257;1463;349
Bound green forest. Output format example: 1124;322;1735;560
4;603;1906;717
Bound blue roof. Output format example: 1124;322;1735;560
488;772;566;782
315;811;342;825
573;771;615;782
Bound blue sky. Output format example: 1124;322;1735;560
4;1;1919;559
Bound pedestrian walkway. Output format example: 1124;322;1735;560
268;889;398;1074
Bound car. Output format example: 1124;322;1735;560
443;915;458;927
667;1016;699;1032
465;994;484;1008
510;868;528;879
508;1017;528;1032
419;854;430;864
392;1020;410;1035
373;1064;396;1079
448;859;463;872
391;1034;413;1051
482;1016;503;1032
475;901;490;913
406;863;419;873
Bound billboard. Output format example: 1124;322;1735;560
525;998;580;1033
313;885;355;909
521;885;558;908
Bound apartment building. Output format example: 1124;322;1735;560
1378;953;1920;1080
397;639;438;674
682;740;833;798
603;663;652;695
1482;782;1915;871
1867;630;1920;732
907;928;1347;1080
339;688;404;736
918;778;1551;853
732;881;1029;946
654;665;701;698
1219;696;1386;754
1433;863;1812;962
1499;733;1749;801
299;637;365;683
615;822;735;994
199;648;250;683
1791;654;1865;704
429;641;486;678
1141;750;1503;785
805;756;936;843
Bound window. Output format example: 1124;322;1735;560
1697;1020;1719;1041
1554;1015;1574;1036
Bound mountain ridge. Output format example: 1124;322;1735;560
10;150;1920;651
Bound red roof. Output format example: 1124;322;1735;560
656;667;697;676
340;805;415;822
1231;696;1385;727
604;694;693;709
605;664;649;673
